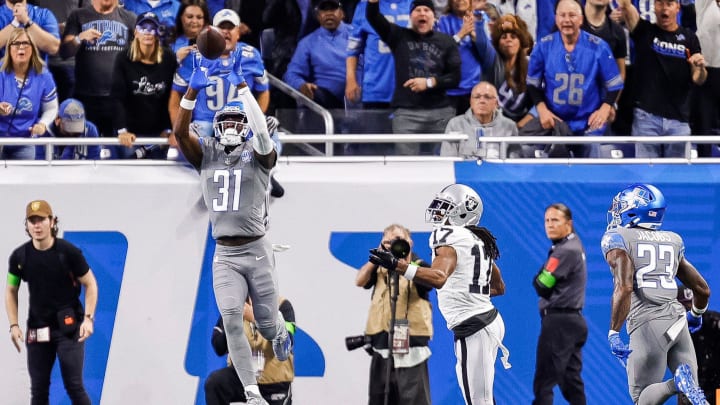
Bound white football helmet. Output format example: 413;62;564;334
213;101;250;146
426;184;483;226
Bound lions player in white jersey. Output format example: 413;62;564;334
369;183;510;405
602;183;711;405
173;57;291;405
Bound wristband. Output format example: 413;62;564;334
117;128;127;135
180;97;196;110
9;324;18;333
403;263;418;281
608;330;619;338
691;303;708;316
453;34;461;43
73;36;82;46
237;86;250;96
85;314;94;322
426;77;434;89
25;20;34;28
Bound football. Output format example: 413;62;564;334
196;26;225;60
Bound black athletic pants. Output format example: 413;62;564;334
204;366;292;405
532;311;588;405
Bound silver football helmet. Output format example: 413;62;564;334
426;184;483;226
213;101;250;146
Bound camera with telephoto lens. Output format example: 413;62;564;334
389;238;410;259
345;334;371;353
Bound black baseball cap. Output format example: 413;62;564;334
317;0;342;10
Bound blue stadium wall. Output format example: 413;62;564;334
0;162;717;404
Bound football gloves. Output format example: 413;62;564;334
687;311;703;333
227;57;246;87
369;248;397;271
608;331;632;367
189;55;211;90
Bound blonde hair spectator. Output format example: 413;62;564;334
2;28;44;74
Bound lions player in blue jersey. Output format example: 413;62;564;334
601;183;711;405
170;9;269;138
173;56;291;405
527;0;623;157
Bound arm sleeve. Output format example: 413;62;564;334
38;99;58;128
347;3;367;57
65;241;90;278
63;10;80;37
37;8;60;39
283;38;311;90
526;42;546;105
110;55;128;133
239;87;273;155
474;20;498;78
435;40;461;89
366;1;394;44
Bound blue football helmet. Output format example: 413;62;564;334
213;101;250;146
426;184;483;226
607;183;666;230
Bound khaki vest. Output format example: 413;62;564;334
364;267;433;338
243;320;295;384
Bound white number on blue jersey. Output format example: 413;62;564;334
212;169;242;211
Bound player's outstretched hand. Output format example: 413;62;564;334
687;311;703;333
369;248;398;271
608;331;632;367
227;57;246;87
189;54;212;90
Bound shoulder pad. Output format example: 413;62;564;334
601;230;627;256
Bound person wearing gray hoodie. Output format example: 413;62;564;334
441;81;519;159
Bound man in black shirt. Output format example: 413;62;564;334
532;203;588;405
617;0;707;158
5;200;98;405
366;0;461;155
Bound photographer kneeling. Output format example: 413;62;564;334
354;224;433;405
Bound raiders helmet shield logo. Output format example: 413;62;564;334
466;197;479;212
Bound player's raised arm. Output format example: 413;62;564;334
369;245;456;289
173;57;211;169
233;68;277;169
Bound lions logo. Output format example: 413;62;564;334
628;186;651;208
15;97;32;113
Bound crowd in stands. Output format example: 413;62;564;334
0;0;717;160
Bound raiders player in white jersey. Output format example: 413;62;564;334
173;58;291;405
369;183;510;405
602;183;711;405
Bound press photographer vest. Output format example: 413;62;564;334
364;267;433;339
243;321;295;384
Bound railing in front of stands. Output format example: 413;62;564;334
2;134;720;164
